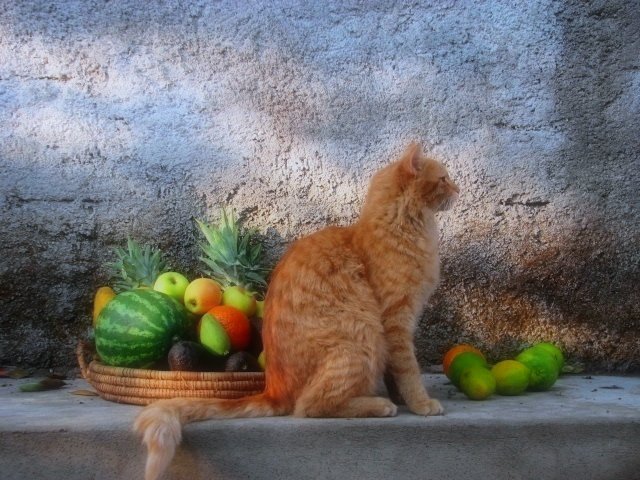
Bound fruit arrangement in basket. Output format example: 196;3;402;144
91;210;269;374
443;342;565;400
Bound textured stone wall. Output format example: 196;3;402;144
1;0;638;371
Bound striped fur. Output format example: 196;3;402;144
134;142;459;479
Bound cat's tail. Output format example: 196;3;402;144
133;393;288;480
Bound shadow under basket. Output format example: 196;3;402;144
76;341;265;406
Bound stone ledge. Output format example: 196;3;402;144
1;374;639;479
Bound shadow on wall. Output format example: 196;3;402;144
419;220;639;372
0;159;211;367
416;1;640;373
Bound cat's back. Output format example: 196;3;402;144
263;223;371;357
270;225;361;286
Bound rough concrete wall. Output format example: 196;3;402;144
1;0;638;371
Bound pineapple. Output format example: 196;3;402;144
106;238;168;293
197;209;270;295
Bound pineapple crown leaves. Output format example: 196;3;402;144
196;209;270;294
106;237;169;293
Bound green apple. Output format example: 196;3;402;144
199;313;231;356
222;286;257;316
153;272;190;304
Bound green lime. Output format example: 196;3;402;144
516;348;559;391
448;351;488;387
531;342;564;371
459;366;496;400
491;360;531;395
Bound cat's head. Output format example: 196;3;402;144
396;142;460;212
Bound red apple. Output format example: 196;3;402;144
184;278;222;315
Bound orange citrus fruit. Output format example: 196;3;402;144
447;351;488;387
459;366;496;400
206;305;251;351
443;344;485;376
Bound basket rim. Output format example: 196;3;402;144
76;340;265;406
88;359;265;381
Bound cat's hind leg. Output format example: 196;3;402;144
293;346;395;418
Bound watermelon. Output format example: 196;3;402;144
95;289;192;368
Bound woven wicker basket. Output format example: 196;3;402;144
76;341;265;406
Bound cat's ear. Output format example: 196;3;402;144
400;142;424;177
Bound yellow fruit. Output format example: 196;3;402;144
92;286;116;327
257;351;266;370
447;351;488;387
516;348;559;391
491;360;531;396
459;367;496;400
255;300;265;319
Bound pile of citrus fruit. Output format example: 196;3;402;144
443;342;564;401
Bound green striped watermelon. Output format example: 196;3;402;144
95;289;192;368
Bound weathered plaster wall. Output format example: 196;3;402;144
1;0;638;371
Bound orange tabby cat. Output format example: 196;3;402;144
134;142;459;480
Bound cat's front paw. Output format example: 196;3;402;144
409;398;444;416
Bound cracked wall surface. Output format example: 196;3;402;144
1;0;638;371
